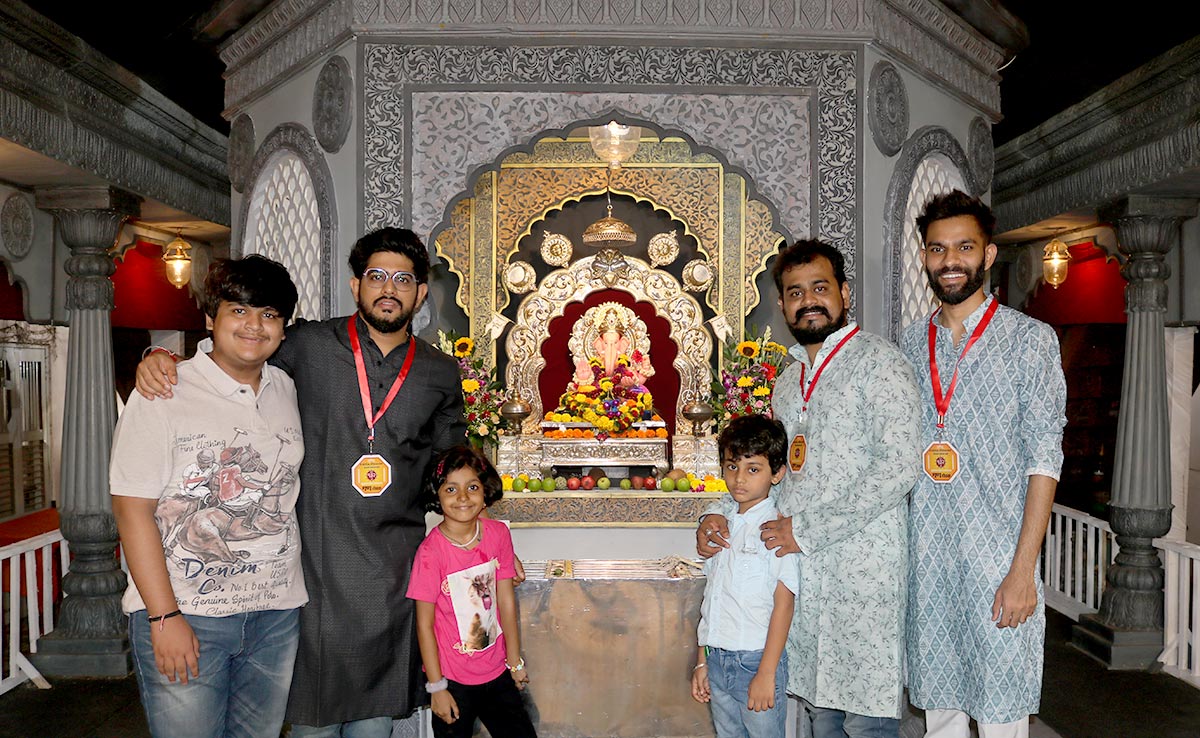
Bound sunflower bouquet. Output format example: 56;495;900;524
438;330;506;448
711;326;790;430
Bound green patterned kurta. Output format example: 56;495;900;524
707;323;922;718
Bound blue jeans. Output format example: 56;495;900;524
289;716;393;738
707;647;789;738
130;608;300;738
802;698;898;738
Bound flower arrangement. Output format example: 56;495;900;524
711;326;790;430
438;330;506;448
547;353;655;440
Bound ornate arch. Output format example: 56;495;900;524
238;122;336;320
506;254;711;434
882;125;975;341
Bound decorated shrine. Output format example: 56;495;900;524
429;124;793;526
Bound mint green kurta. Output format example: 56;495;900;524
707;323;922;718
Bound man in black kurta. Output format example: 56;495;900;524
276;313;465;730
137;228;466;736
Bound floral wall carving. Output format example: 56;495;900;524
363;45;855;262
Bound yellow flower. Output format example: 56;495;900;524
599;379;614;392
454;336;474;357
752;386;770;396
578;385;596;393
766;341;788;354
736;340;760;359
575;393;590;404
461;378;480;393
736;376;754;388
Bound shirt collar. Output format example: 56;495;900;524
788;320;859;368
933;294;995;335
733;495;776;524
193;346;271;397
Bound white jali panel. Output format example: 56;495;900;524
244;152;322;321
900;154;968;332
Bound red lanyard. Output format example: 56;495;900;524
348;316;415;447
927;299;999;429
798;326;860;414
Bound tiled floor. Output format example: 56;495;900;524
2;610;1197;737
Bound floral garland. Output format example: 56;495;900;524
711;326;790;430
550;354;654;440
438;331;506;448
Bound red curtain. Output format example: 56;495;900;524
538;289;680;434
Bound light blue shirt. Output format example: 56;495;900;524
698;496;799;652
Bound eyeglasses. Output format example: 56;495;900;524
361;268;419;292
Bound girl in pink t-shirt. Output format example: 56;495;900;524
406;446;537;738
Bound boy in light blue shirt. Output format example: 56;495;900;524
692;414;799;737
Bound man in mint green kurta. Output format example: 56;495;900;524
904;191;1065;738
700;240;921;737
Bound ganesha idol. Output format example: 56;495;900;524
545;303;664;439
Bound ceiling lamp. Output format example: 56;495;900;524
1042;238;1071;289
162;233;193;289
588;121;641;169
582;172;638;248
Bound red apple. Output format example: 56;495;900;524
630;475;644;490
566;476;581;490
643;476;657;490
581;476;596;490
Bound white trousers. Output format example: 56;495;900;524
924;709;1029;738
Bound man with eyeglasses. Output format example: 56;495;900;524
136;228;467;737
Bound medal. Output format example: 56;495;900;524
352;453;393;497
924;299;998;483
922;440;960;484
348;316;415;496
788;434;808;474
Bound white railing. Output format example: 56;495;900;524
1157;538;1200;690
1042;504;1118;621
0;530;68;696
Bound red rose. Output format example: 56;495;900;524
466;396;476;404
765;364;777;381
467;412;477;421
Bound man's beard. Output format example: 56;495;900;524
358;296;413;334
927;264;987;306
787;305;848;346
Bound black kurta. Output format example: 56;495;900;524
274;315;466;726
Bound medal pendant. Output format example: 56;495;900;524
352;453;393;497
788;434;807;474
922;441;960;484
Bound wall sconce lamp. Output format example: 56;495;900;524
162;233;193;289
1042;238;1071;289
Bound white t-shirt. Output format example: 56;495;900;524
110;350;308;617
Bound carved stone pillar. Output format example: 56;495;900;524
1074;196;1197;669
32;186;139;676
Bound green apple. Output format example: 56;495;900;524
512;477;527;492
676;477;691;491
660;477;676;492
542;477;557;492
597;476;611;490
619;478;632;490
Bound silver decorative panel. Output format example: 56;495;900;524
245;153;323;321
899;154;967;331
363;44;857;269
409;91;813;246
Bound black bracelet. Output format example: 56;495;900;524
147;609;182;624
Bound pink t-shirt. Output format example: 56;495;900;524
407;517;516;685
